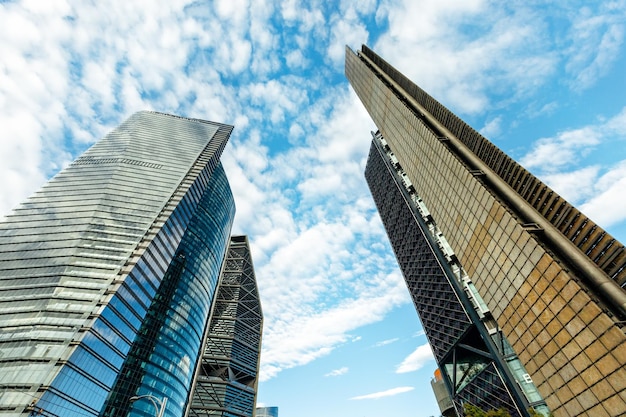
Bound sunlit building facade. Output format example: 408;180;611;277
347;45;626;416
186;235;263;417
0;111;244;417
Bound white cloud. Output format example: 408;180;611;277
0;1;73;216
377;0;485;42
412;330;426;338
606;106;626;133
564;3;626;90
540;166;600;204
350;386;414;400
2;4;625;408
374;338;399;347
480;116;502;139
241;78;308;124
285;49;307;69
395;344;435;374
327;14;369;66
280;0;326;39
520;127;601;171
580;160;626;228
374;0;558;114
373;1;626;117
325;367;349;377
258;267;409;381
340;0;378;17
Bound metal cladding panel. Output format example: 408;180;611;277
0;111;234;417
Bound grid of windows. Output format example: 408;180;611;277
347;45;626;416
365;137;537;416
100;164;235;417
455;363;518;413
358;44;626;285
254;407;278;417
0;111;234;417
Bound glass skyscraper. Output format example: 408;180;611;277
347;45;626;416
0;111;261;417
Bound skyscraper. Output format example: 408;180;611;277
0;111;259;417
186;235;263;417
346;45;626;416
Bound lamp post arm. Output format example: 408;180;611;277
129;394;167;417
157;397;167;417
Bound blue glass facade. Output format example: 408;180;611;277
101;164;235;417
0;112;236;417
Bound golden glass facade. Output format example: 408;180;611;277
347;45;626;416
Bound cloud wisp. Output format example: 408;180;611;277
350;386;415;400
373;338;400;348
325;367;349;377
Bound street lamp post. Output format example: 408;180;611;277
129;394;168;417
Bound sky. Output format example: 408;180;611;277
1;1;626;417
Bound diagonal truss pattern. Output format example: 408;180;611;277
186;235;263;417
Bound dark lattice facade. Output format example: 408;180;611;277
365;141;471;361
365;138;526;416
186;236;263;417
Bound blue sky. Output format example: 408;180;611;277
1;1;626;417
